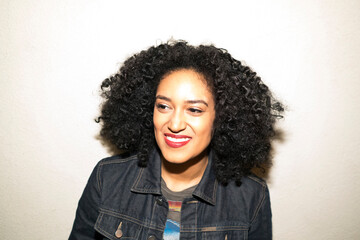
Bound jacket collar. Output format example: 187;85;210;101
192;150;218;205
131;148;218;205
131;149;162;195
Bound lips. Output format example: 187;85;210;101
164;133;192;148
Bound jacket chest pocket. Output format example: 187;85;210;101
201;226;248;240
94;211;142;239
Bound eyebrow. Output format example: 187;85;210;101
155;95;209;107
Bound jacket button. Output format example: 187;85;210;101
156;198;163;206
148;235;156;240
115;229;123;238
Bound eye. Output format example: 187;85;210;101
156;103;170;112
188;108;203;115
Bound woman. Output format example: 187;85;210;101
69;41;283;240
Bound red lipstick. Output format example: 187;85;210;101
164;133;192;148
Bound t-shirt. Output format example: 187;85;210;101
161;179;197;240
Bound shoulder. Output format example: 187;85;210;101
94;152;141;189
217;174;270;218
240;174;270;222
98;151;139;168
241;174;268;190
239;174;270;203
219;173;268;192
97;151;140;175
217;173;269;202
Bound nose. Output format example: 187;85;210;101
168;109;186;133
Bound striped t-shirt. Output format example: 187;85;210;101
161;179;197;240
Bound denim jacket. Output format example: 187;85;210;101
69;149;272;240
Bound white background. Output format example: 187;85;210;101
1;0;359;239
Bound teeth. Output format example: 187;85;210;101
166;136;191;142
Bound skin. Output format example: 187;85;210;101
153;69;216;191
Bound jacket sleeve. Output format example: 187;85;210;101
248;185;272;240
69;162;102;240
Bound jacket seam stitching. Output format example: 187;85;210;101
96;163;102;193
247;175;266;187
99;155;138;166
99;208;165;232
250;185;266;224
180;226;249;232
131;167;144;190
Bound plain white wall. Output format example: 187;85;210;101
1;0;359;239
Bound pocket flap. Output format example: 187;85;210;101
95;210;141;239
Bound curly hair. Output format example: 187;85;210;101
97;40;283;185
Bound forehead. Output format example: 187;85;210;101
156;69;213;100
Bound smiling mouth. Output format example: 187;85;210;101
164;133;192;148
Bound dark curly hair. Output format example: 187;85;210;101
97;40;283;185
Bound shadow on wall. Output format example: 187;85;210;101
251;128;286;181
95;133;125;156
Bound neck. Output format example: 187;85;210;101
161;150;209;192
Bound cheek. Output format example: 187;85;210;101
153;112;161;146
153;111;165;134
153;109;160;129
153;110;157;129
195;119;215;140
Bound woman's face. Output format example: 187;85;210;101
153;69;216;165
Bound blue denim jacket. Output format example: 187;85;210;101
69;149;272;240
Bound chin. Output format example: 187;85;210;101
160;151;191;165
